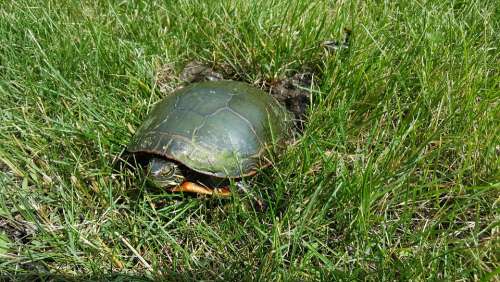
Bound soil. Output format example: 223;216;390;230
267;72;313;130
179;61;223;83
0;159;9;173
0;214;35;245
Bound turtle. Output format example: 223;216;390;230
127;79;293;196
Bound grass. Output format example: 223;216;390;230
0;0;498;280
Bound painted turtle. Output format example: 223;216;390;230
127;80;292;195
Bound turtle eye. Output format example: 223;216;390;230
148;158;173;177
159;165;175;177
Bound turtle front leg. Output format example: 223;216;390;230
171;181;231;197
172;181;266;211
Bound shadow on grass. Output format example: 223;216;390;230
1;271;221;282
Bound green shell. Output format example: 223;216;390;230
128;80;292;178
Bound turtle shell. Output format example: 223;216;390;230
127;80;292;178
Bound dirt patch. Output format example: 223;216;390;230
0;156;14;174
267;72;313;129
179;61;223;83
0;214;36;245
155;63;177;94
0;160;7;173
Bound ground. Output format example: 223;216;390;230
0;0;498;280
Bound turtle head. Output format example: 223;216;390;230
146;158;184;188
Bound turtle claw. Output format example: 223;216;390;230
171;181;231;197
